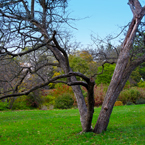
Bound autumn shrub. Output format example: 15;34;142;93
114;101;123;106
118;88;141;104
82;84;107;107
49;84;77;106
94;84;107;106
54;93;74;109
49;84;74;98
136;87;145;99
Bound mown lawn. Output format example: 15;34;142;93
0;104;145;145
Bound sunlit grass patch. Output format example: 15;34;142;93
0;105;145;145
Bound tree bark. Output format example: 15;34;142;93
94;1;144;133
83;79;95;132
46;43;88;131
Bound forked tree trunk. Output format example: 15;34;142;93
94;1;144;133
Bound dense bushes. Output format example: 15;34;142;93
49;84;74;98
12;96;31;110
1;83;145;111
136;98;145;104
0;101;8;111
54;93;74;109
118;88;140;104
40;95;55;109
118;87;145;105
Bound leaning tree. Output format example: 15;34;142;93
94;0;145;133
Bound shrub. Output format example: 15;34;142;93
114;101;123;106
136;88;145;99
40;95;55;109
82;84;107;107
11;96;30;110
136;98;145;104
50;84;76;106
118;88;141;104
26;90;41;108
54;93;74;109
94;84;107;106
126;101;134;105
0;101;8;111
50;84;74;98
137;80;145;88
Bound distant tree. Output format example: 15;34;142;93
95;63;116;85
69;51;98;78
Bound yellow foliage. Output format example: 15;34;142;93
79;51;93;63
114;101;123;106
53;72;60;77
48;72;61;88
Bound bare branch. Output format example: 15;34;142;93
31;0;35;18
128;0;142;17
53;80;88;88
0;0;21;8
68;72;90;83
52;31;70;72
91;60;115;78
3;37;53;57
20;0;31;17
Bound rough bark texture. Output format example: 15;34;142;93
71;77;88;131
46;39;88;131
94;0;145;134
84;80;95;132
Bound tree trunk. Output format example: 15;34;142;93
83;79;95;132
93;58;145;133
71;77;88;131
93;76;128;133
94;13;143;134
46;45;88;131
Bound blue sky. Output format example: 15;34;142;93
67;0;145;46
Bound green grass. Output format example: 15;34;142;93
0;104;145;145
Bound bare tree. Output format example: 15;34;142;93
1;0;145;134
0;0;89;131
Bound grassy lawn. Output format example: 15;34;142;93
0;104;145;145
